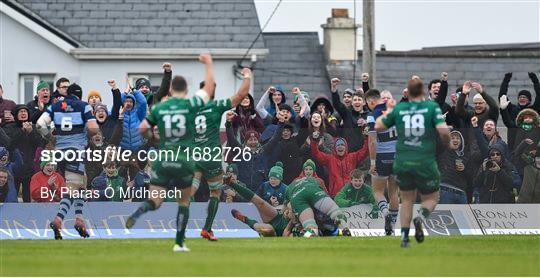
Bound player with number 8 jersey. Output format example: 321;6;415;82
191;68;253;241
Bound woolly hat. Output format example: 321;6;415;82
268;161;284;180
94;104;108;114
87;89;102;102
67;83;83;99
135;78;151;90
343;88;355;97
303;159;316;172
36;80;49;93
226;163;238;175
40;157;57;170
335;137;347;148
518;90;532;103
472;93;485;103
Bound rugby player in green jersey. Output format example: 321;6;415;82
375;78;450;248
285;176;350;237
125;54;215;252
190;67;253;241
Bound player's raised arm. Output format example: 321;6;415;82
198;53;215;103
230;68;252;107
139;119;154;140
374;99;395;132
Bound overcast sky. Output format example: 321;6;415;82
254;0;540;51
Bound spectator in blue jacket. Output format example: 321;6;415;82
257;161;287;207
120;89;147;151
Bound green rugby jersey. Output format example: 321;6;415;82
146;95;206;151
381;100;445;163
193;98;232;147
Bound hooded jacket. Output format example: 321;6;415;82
474;143;515;203
510;109;540;176
265;88;286;117
311;96;339;137
120;90;147;151
4;105;45;177
310;137;369;197
437;130;469;191
232;94;265;141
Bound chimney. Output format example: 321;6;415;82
321;9;360;62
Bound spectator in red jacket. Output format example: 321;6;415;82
310;136;369;198
30;160;66;202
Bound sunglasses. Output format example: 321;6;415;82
490;152;501;157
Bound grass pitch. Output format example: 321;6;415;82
1;235;539;276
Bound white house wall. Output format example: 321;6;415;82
1;10;248;109
0;11;79;103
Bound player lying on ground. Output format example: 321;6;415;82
375;77;450;248
125;54;215;252
188;67;253;241
223;165;349;237
285;176;350;237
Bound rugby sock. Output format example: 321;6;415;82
204;197;219;231
229;182;255;201
390;209;399;225
73;198;84;219
191;177;201;191
328;207;347;228
56;198;73;220
301;219;318;230
418;207;431;222
377;199;389;217
244;217;258;229
131;199;156;220
175;205;189;246
401;227;410;241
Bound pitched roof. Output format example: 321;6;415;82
9;0;265;49
253;32;329;101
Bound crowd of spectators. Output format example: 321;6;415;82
0;69;539;206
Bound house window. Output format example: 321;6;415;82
128;74;163;93
19;74;55;104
